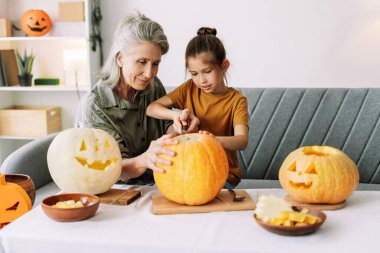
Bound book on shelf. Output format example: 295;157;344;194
0;55;5;86
0;49;20;86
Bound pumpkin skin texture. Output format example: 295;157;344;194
0;174;32;227
47;128;122;195
21;9;52;37
279;146;359;204
154;134;229;206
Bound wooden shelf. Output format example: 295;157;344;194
0;135;40;140
0;132;61;140
0;36;87;41
0;86;90;92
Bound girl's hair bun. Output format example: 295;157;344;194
197;27;217;36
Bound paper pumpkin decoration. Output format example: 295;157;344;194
21;9;52;36
279;146;359;204
154;133;229;206
47;128;122;194
0;174;32;227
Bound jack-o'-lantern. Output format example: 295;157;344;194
0;174;32;227
47;128;122;194
21;9;52;37
154;134;229;206
279;146;359;204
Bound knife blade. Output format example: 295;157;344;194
181;123;188;135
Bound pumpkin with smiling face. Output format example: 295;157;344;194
279;146;359;204
47;128;122;194
0;174;32;228
21;9;52;37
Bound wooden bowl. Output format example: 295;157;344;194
5;174;35;205
41;193;100;222
253;206;327;236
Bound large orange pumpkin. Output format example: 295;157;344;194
0;174;32;228
154;134;229;206
279;146;359;204
21;9;52;37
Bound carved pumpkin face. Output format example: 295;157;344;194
47;128;122;194
279;146;359;204
21;9;52;36
0;174;32;227
154;134;229;205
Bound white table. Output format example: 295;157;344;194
1;187;379;253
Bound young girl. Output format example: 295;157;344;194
147;27;249;188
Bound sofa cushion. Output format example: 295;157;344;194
237;179;380;191
0;134;57;189
236;88;380;184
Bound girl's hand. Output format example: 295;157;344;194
173;109;200;134
198;130;214;137
143;134;178;173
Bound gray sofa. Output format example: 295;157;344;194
1;88;380;206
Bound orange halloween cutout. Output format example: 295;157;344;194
21;9;52;37
47;128;122;195
279;146;359;204
0;174;32;228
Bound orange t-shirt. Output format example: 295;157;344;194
167;79;248;186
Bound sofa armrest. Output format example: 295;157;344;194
0;134;57;189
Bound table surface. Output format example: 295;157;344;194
1;186;379;253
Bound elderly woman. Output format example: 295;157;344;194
76;13;176;185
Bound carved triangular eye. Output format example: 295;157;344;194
305;164;318;174
6;201;19;211
287;162;296;171
80;140;87;151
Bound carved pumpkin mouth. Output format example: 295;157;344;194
289;180;313;189
27;25;47;32
75;157;113;171
6;201;20;211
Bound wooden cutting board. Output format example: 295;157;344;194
97;189;141;205
284;195;346;211
152;189;256;215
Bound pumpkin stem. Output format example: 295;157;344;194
303;146;328;156
0;174;5;185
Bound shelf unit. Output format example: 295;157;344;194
0;0;100;163
0;85;90;92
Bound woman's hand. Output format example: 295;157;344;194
198;130;214;137
173;109;200;134
142;134;178;173
119;134;178;182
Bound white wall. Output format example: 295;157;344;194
100;0;380;87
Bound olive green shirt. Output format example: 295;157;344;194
76;77;171;184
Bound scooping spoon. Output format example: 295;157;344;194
228;189;246;202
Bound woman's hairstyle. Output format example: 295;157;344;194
185;27;226;68
99;13;169;88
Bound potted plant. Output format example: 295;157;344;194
16;49;35;86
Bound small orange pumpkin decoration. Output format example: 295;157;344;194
0;174;32;227
154;134;229;206
21;9;52;37
279;146;359;204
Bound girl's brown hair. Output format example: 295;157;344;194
185;27;226;68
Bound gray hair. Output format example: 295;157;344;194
98;13;169;88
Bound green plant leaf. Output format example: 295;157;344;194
15;49;35;75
